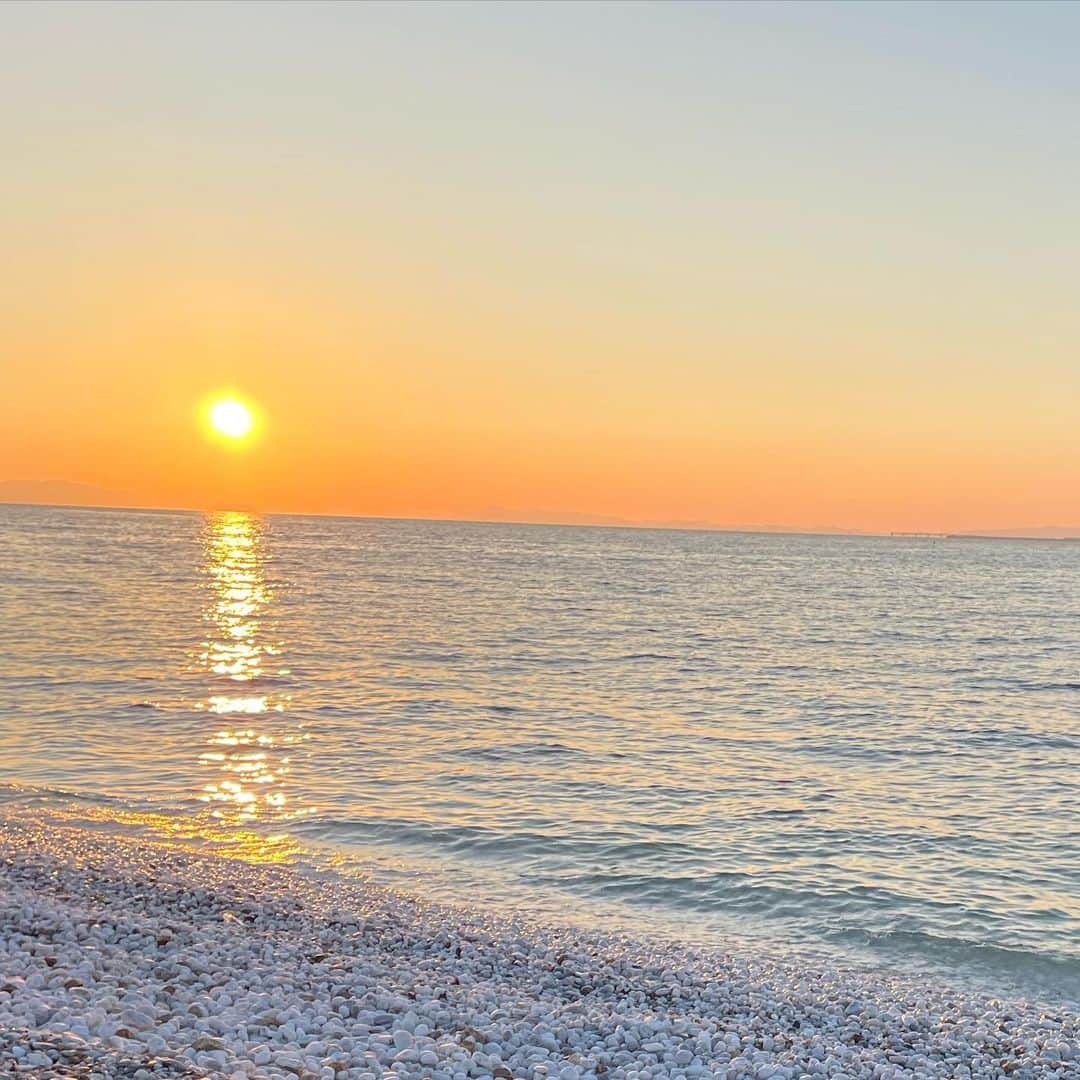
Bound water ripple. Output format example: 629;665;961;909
0;505;1077;1003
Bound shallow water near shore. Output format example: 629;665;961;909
1;503;1077;1004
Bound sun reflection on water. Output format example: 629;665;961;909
200;511;272;682
188;511;310;856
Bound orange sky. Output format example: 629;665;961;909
2;4;1078;534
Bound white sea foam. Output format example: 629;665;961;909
1;811;1075;1079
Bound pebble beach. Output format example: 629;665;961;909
1;812;1075;1080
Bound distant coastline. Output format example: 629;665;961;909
892;530;1080;542
3;498;1079;542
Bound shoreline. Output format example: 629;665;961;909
2;814;1077;1079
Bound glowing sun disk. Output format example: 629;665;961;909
209;398;254;439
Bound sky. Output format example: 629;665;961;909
2;1;1078;534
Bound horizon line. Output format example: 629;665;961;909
3;499;1079;543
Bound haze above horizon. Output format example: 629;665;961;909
2;2;1077;534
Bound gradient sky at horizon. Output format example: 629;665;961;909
2;1;1078;532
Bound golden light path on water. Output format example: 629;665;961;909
27;512;315;864
188;511;311;862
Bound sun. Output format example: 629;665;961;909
205;395;257;443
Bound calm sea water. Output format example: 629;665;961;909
1;504;1077;1001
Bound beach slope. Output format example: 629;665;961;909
1;814;1075;1078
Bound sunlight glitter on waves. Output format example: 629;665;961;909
205;695;271;714
31;801;302;865
208;728;308;746
187;511;315;845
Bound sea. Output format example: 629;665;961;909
1;503;1077;1004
